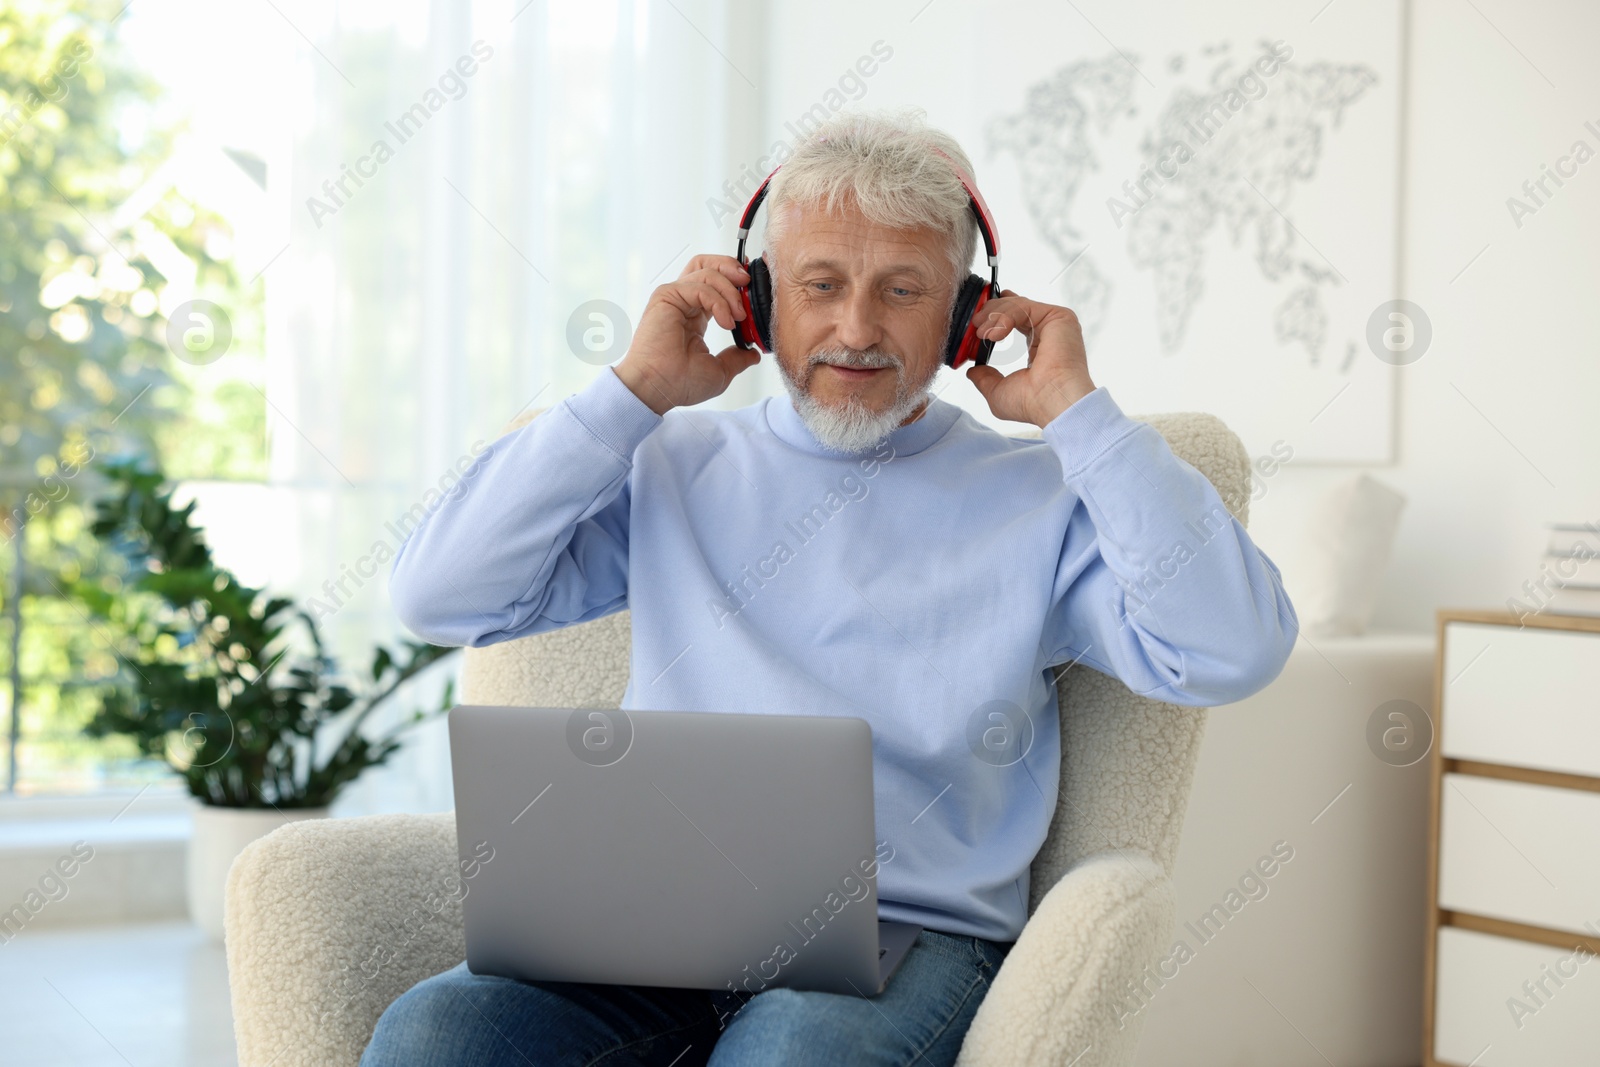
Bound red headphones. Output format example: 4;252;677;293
730;150;1002;370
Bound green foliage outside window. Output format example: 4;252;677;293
1;0;267;792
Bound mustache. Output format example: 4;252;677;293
807;347;902;370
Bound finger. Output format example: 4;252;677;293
985;294;1083;338
977;307;1026;343
978;295;1040;325
655;277;731;332
682;254;750;284
712;258;752;284
689;276;744;330
978;312;1010;342
653;283;714;336
976;296;1044;341
713;343;762;384
683;252;742;272
965;363;1005;400
682;277;741;331
691;271;747;321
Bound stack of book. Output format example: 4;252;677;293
1540;523;1600;616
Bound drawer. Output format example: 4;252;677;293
1441;622;1600;778
1438;773;1600;936
1434;926;1600;1066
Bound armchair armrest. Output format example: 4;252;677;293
225;812;465;1067
226;824;1176;1066
957;850;1174;1067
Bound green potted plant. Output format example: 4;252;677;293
73;459;456;938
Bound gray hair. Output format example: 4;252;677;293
763;108;980;298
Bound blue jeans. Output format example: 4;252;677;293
360;928;1012;1066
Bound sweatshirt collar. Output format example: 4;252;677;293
763;388;963;458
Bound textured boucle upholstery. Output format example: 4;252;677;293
226;812;463;1067
225;407;1250;1067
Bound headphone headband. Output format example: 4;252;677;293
927;146;1000;268
734;170;777;266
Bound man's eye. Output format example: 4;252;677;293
889;287;912;297
811;282;835;292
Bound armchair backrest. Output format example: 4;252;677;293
459;408;1253;916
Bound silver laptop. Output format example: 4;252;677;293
448;704;922;997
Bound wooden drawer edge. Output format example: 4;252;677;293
1439;909;1600;956
1438;608;1600;635
1445;758;1600;794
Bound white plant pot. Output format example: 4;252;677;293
187;803;328;941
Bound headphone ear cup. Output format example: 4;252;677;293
944;274;993;369
740;256;774;352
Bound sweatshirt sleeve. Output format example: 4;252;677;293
387;367;663;648
1037;387;1298;706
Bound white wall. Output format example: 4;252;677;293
761;0;1600;632
1135;636;1436;1065
1276;0;1600;631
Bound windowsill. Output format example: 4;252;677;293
0;787;192;926
0;788;194;851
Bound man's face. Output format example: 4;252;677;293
767;198;955;450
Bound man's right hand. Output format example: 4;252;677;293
613;254;764;416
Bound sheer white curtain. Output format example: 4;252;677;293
263;0;774;813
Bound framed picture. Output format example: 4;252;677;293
972;0;1408;462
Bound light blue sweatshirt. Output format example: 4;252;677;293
389;367;1297;942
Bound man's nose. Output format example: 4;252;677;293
835;288;884;352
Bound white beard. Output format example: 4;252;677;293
775;345;940;456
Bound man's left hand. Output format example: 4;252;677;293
964;291;1096;428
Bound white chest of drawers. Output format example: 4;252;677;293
1425;610;1600;1067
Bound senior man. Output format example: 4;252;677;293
368;110;1297;1067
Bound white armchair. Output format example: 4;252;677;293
224;410;1252;1067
